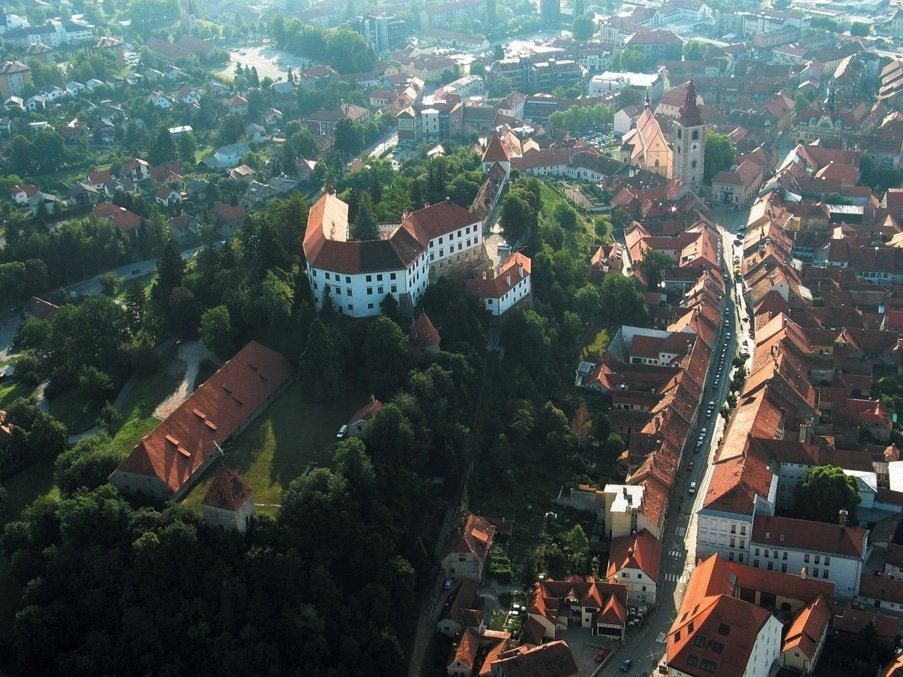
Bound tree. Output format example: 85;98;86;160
54;434;124;495
860;155;902;193
599;274;649;326
703;130;735;184
611;48;646;72
541;0;561;26
489;75;513;98
682;39;709;60
334;118;364;157
361;316;410;396
149;125;177;165
500;192;535;245
353;192;379;240
98;271;120;296
178;133;197;163
572;13;594;40
155;240;184;296
298;319;341;401
850;22;870;36
640;249;674;290
561;524;588;571
794;465;860;524
200;305;234;359
570;403;591;448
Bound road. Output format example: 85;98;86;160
599;205;750;676
0;245;207;361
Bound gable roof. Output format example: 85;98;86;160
783;594;831;659
751;515;867;558
201;466;253;511
113;342;293;495
410;311;440;347
489;640;578;677
444;511;496;565
606;529;662;582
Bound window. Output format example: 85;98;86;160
711;641;725;655
823;569;829;579
438;237;443;244
730;525;736;534
783;552;787;560
378;287;384;295
677;128;682;139
642;586;647;592
764;549;769;558
700;659;717;673
377;274;383;281
325;272;331;280
691;160;697;169
754;560;759;568
825;557;831;565
391;285;397;293
345;276;351;283
728;552;734;561
368;303;374;309
390;273;396;280
815;555;820;564
692;130;699;140
755;548;760;556
622;572;628;578
740;525;746;535
767;562;774;570
694;636;707;647
739;554;744;563
813;568;819;577
804;554;810;563
730;537;735;548
781;564;787;573
347;304;353;311
346;289;352;296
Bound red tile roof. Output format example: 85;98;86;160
448;627;479;672
858;574;903;605
727;561;835;602
113;342;293;495
529;576;628;628
751;515;867;559
489;640;579;677
606;529;662;582
93;201;142;232
410;311;440;347
669;555;772;677
465;252;531;300
783;594;830;659
201;466;253;511
444;511;496;565
482;132;510;163
350;395;382;424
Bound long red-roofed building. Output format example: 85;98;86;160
110;342;293;500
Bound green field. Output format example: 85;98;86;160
109;370;180;457
48;389;103;434
181;381;367;514
0;380;33;408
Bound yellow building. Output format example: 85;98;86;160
620;99;673;179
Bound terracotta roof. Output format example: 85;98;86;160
466;252;531;300
93;201;142;232
751;515;867;559
410;312;440;347
201;466;253;511
858;574;903;605
482;132;510;163
212;201;248;224
445;511;496;565
350;395;382;424
606;529;662;582
703;443;775;515
448;627;479;672
113;342;293;495
831;603;897;638
727;562;835;602
677;79;704;127
530;576;628;628
783;594;830;659
669;554;772;677
489;640;578;677
400;199;480;244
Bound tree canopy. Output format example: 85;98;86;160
794;465;860;524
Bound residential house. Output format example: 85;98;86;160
245;123;267;144
93;201;142;234
440;511;496;581
224;95;248;117
212;142;250;168
606;529;662;606
169;213;199;243
437;580;485;637
0;60;31;98
667;554;784;677
305;103;369;136
465;252;532;317
712;158;766;206
527;576;629;642
110;342;293;500
211;201;248;236
201;466;255;532
489;640;578;676
147;90;171;109
781;593;831;673
228;165;255;183
9;183;37;205
347;395;382;439
155;185;181;208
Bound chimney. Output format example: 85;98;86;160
839;509;848;527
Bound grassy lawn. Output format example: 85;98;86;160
48;390;103;434
109;370;181;457
0;380;33;408
181;381;368;514
581;328;610;361
3;462;57;520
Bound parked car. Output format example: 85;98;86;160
689;481;697;494
336;424;348;439
442;577;455;590
619;658;632;672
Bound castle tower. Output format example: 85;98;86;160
672;79;706;194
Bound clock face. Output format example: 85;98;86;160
691;142;699;152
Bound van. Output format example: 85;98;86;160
689;481;697;494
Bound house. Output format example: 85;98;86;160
263;108;283;126
782;593;830;673
68;181;101;208
110;342;293;500
155;185;181;208
23;296;59;321
410;311;440;357
667;554;784;677
201;466;254;532
245;123;267;144
10;183;37;205
120;157;151;183
305;103;370;136
213;142;250;168
712;158;766;206
528;576;629;642
65;80;85;97
606;529;662;606
348;395;382;439
176;86;200;105
224;95;248;117
93;201;142;234
447;626;479;677
437;580;485;637
488;640;579;676
0;60;31;98
211;201;248;236
228;164;255;183
147;90;171;109
169;213;199;242
465;252;532;317
440;511;496;581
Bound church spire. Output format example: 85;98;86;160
678;77;703;127
644;89;651;108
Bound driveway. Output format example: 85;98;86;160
154;341;218;418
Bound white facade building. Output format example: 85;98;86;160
303;192;483;318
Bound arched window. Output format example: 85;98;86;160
691;160;697;168
677;128;682;139
692;130;699;140
654;160;660;167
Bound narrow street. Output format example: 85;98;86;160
598;205;750;675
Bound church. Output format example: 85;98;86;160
620;80;707;193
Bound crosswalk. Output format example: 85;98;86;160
668;549;682;558
664;573;690;583
656;632;667;644
677;527;686;536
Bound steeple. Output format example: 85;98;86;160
678;78;703;127
644;89;651;108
